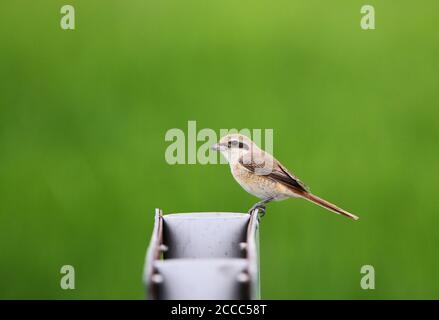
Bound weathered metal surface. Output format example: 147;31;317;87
163;212;249;259
143;208;163;299
154;259;249;300
246;209;260;299
144;209;261;300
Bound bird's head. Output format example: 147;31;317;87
211;133;256;164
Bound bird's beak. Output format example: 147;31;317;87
211;143;226;151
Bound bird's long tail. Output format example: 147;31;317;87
301;192;359;221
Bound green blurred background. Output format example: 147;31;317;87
1;0;439;299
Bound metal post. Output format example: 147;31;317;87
143;209;261;300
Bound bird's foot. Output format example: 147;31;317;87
248;203;266;217
257;206;266;218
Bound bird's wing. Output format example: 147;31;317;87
239;152;309;193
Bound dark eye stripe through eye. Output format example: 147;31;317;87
228;140;248;150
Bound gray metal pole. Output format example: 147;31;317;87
143;209;261;300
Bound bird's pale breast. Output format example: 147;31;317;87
230;163;296;200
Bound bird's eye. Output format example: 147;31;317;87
228;140;248;149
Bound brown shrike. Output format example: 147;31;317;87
211;134;359;220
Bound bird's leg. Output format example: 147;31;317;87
248;198;273;217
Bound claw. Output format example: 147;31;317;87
257;206;266;217
248;203;266;216
248;198;273;217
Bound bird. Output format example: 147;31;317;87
211;133;359;220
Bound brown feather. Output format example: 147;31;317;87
238;153;308;193
301;192;359;220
